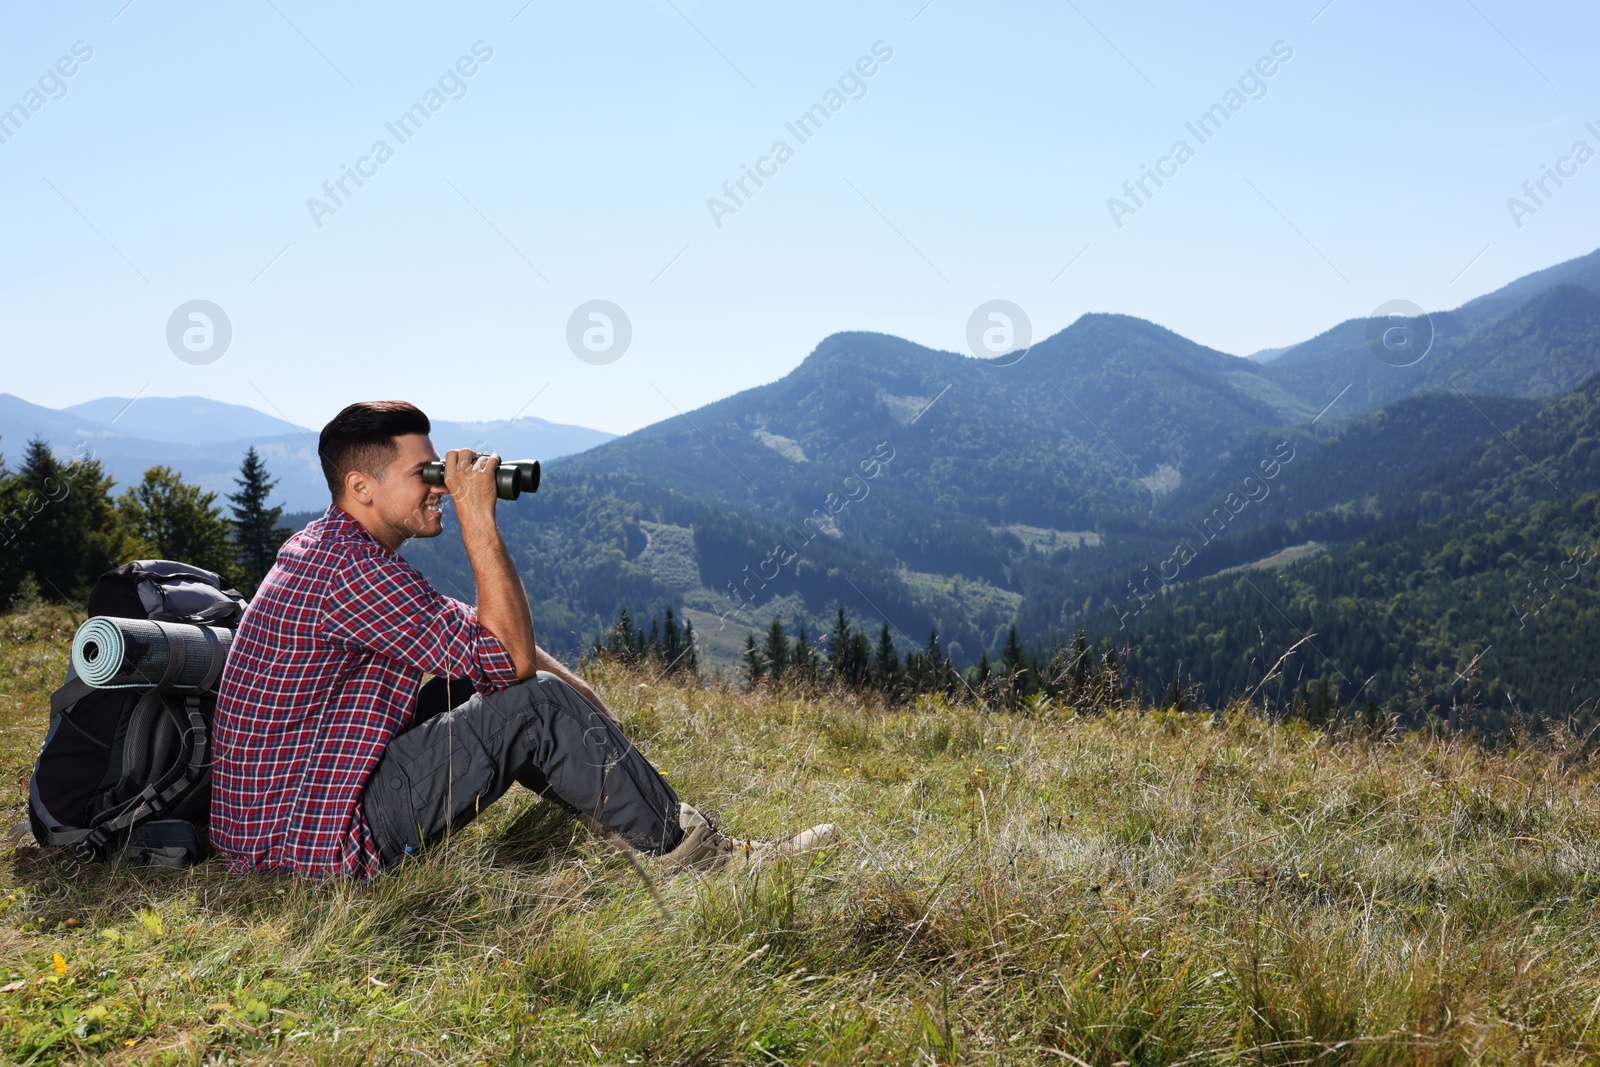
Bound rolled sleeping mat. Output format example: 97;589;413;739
71;617;233;692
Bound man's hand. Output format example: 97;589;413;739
442;448;500;523
446;448;538;679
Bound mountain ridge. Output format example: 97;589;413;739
0;393;616;512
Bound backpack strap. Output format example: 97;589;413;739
193;624;228;692
111;690;170;799
46;664;114;751
81;694;209;860
151;621;190;692
49;678;96;717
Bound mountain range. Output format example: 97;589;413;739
10;245;1600;720
390;247;1600;688
0;394;615;512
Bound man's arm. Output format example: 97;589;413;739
535;645;623;727
446;450;537;679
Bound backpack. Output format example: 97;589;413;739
27;560;249;867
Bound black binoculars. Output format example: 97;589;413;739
420;457;541;500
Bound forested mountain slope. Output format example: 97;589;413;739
1095;373;1600;724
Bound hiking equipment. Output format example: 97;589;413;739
26;560;248;867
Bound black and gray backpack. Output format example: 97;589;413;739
26;560;248;867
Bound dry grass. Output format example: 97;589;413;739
3;603;1600;1063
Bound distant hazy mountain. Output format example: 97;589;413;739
561;316;1312;527
1413;285;1600;400
1245;345;1293;364
432;416;615;469
63;395;310;445
1259;247;1600;419
0;392;133;446
1452;246;1600;327
0;394;615;512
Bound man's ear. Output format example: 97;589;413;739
344;468;374;505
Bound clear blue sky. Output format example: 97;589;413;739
2;0;1597;435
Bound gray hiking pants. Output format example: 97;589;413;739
359;671;684;868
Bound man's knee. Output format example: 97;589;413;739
491;672;606;727
522;671;592;707
485;671;561;705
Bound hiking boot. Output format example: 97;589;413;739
658;802;836;874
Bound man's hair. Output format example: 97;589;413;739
319;400;431;501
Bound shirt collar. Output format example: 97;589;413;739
325;502;397;555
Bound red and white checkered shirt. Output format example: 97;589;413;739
211;503;520;879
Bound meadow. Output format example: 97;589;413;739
3;602;1600;1064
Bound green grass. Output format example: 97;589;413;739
5;603;1600;1063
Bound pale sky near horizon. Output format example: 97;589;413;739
2;1;1597;436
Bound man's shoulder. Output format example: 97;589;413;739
281;510;403;581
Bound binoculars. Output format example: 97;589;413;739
420;457;541;500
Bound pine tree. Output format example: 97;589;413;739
7;437;128;603
849;630;874;689
117;466;237;580
681;619;700;679
1067;628;1092;700
1002;624;1027;699
763;617;790;683
662;608;684;673
226;446;291;596
791;623;817;685
608;608;638;664
915;626;943;694
1311;675;1332;727
873;624;901;695
0;458;22;606
743;633;766;689
827;605;852;680
944;648;962;699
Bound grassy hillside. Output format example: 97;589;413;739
6;605;1600;1062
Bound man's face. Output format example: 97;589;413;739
368;433;445;544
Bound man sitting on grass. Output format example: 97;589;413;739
211;399;833;881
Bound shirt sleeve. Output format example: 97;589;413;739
320;551;522;693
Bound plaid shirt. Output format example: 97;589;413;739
211;503;520;879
